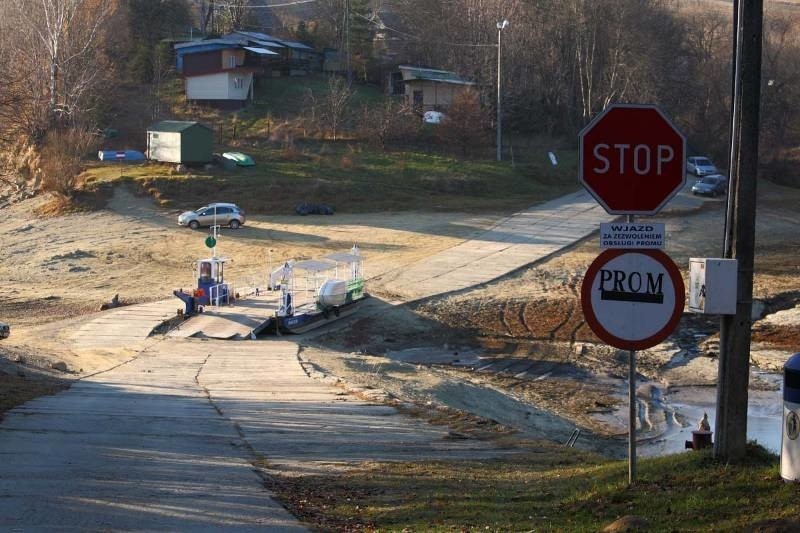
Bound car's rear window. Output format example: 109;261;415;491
696;158;712;166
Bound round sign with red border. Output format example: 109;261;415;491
581;249;685;350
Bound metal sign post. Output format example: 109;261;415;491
629;347;636;484
581;245;685;485
627;215;636;485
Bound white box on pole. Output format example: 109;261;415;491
688;258;738;314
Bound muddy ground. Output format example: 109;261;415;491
1;181;799;453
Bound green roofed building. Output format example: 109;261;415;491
146;121;213;164
397;66;476;112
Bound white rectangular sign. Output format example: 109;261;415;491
600;223;665;249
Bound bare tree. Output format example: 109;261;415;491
322;76;354;141
6;0;113;128
216;0;256;34
0;0;118;196
760;10;800;152
361;99;418;150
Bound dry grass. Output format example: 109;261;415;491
261;444;797;532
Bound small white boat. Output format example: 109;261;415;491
259;245;367;335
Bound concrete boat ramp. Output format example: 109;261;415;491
168;294;282;340
1;301;510;530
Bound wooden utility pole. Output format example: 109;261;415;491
344;0;352;85
714;0;763;462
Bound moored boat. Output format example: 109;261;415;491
260;245;367;335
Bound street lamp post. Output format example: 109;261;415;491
496;20;509;162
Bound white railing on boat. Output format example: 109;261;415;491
209;283;229;306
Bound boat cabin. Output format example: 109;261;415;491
195;256;229;305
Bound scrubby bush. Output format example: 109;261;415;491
436;89;490;158
38;128;98;197
360;100;421;150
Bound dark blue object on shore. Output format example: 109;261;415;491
98;150;145;162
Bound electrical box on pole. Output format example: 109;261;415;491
688;258;738;315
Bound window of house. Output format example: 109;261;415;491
228;55;237;68
233;77;244;89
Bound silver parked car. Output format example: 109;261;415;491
687;156;718;177
178;203;246;230
691;174;728;197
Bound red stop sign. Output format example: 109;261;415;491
580;104;686;215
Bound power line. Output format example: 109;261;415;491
211;1;497;49
351;10;497;48
214;0;318;8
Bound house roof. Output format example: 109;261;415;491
225;32;285;48
234;30;281;42
402;77;475;86
148;121;211;133
252;39;285;48
174;38;242;50
244;46;279;56
231;30;313;51
398;65;475;85
277;39;314;50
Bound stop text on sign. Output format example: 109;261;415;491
579;104;686;215
592;144;674;176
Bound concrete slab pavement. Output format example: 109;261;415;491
379;190;613;300
0;334;512;529
378;182;715;301
71;300;178;348
197;341;514;475
0;341;306;531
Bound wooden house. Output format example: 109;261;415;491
174;39;276;104
397;66;476;112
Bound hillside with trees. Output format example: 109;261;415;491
1;0;799;203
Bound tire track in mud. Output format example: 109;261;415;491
565;281;588;343
519;302;533;338
549;300;576;341
500;301;514;337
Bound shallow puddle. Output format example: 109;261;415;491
641;372;783;456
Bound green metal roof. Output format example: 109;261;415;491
399;65;475;85
148;120;211;133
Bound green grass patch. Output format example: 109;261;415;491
265;444;800;531
246;74;385;120
82;142;579;214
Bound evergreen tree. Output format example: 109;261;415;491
348;0;373;61
126;0;191;83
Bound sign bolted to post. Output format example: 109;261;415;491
580;104;687;215
581;248;685;484
580;103;687;484
581;249;685;351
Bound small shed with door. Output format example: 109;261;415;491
147;121;213;164
397;66;475;112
